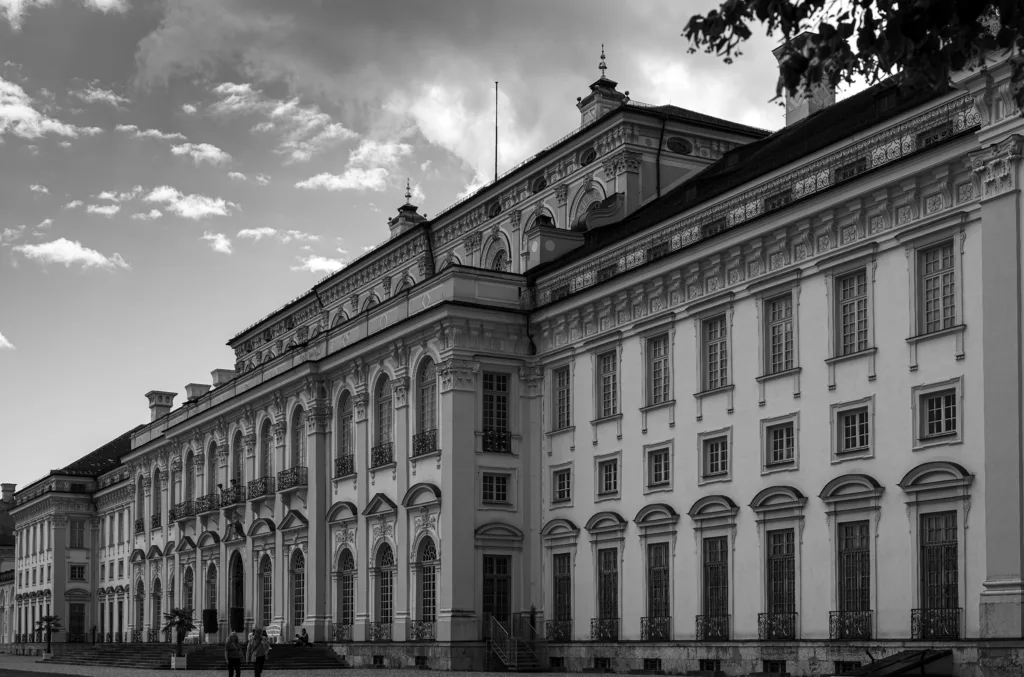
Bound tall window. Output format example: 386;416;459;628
232;432;243;484
597;548;618;619
482;555;511;628
135;580;145;629
205;564;217;611
69;603;85;636
291;550;305;628
118;512;123;542
152;469;161;519
554;367;571;430
838;521;870;613
207;442;217;492
260;421;273;478
185;453;195;500
766;294;794;374
553;553;571;622
417;360;437;433
647;543;670;618
136;477;144;523
837;270;868;355
338;551;354;628
259;557;273;627
152;579;162;630
703;536;729;618
482;372;509;432
376;545;395;623
418;538;437;622
921;512;958;610
920;242;956;334
766;529;796;615
646;335;671;405
229;553;244;610
704;316;728;390
292;407;307;467
69;520;84;549
375;376;393;445
598;351;617;418
183;567;194;612
337;393;353;459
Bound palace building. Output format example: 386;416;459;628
4;45;1024;675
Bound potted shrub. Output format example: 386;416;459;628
35;615;62;657
163;607;197;671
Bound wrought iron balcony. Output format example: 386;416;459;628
911;607;961;640
67;632;87;643
248;476;275;499
483;428;512;453
641;616;670;641
335;454;355;478
758;612;797;640
830;610;872;640
134;518;144;534
277;466;308;491
546;618;572;642
195;493;219;514
590;617;619;641
220;484;246;507
409;620;436;641
412;429;438;457
147;628;158;642
150;514;161;530
172;500;195;520
368;621;392;642
371;442;394;468
329;622;352;642
695;614;730;640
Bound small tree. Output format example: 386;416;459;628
35;615;62;653
162;607;197;658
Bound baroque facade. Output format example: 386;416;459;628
6;49;1024;675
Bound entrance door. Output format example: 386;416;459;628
482;555;511;639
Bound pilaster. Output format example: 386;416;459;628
393;375;410;641
353;389;370;641
305;399;331;641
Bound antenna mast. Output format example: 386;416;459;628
494;81;499;182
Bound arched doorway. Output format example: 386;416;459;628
336;550;355;640
371;544;395;640
290;550;305;631
229;553;244;632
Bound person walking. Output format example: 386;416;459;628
247;628;271;677
224;633;243;677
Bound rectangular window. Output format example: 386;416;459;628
922;389;957;438
703;315;729;390
552;469;571;503
482;372;509;432
646;334;671;405
764;660;788;674
766;294;794;374
118;561;124;578
552;553;572;622
69;520;84;549
838;521;870;613
647;543;670;618
647;449;670;487
47;565;51;582
597;459;618;496
598;351;618;418
840;408;870;453
554;367;572;430
69;565;85;581
835;662;862;674
597;548;618;619
699;660;722;673
920;242;956;334
703;537;728;617
767;422;795;465
69;603;85;636
100;566;105;581
482;555;512;630
482;473;509;503
920;512;958;609
837;270;869;355
703;437;728;477
766;529;796;614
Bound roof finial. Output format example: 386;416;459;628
404;178;412;203
599;44;607;77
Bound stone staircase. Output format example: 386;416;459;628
40;643;180;670
187;643;349;671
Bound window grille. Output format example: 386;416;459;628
838;270;868;355
292;408;307;467
482;373;509;432
766;295;794;373
292;550;305;627
646;335;671;405
923;390;957;437
232;436;243;484
767;423;795;465
704;437;728;476
553;553;571;622
70;565;85;580
554;367;571;429
647;543;670;618
840;408;870;452
838;521;870;612
921;512;958;610
339;551;354;627
920;242;956;333
185;455;195;500
598;351;618;417
766;529;795;614
597;548;618;619
703;536;729;617
704;316;728;390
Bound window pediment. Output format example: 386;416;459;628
541;518;579;549
64;588;90;600
820;473;884;504
475;521;524;547
585;510;627;535
163;540;175;554
326;501;358;524
688;494;739;530
899;461;974;502
750;485;807;524
279;509;309;532
246;518;275;538
223;521;245;542
196;530;221;548
401;483;441;509
146;544;163;559
129;548;146;564
365;492;398;517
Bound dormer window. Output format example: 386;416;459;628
580;148;597;166
532;176;548;194
487;201;503;219
666;137;692;155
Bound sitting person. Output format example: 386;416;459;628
299;628;311;646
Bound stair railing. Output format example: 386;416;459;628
488;616;515;669
519;618;547;669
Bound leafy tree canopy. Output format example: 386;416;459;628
684;1;1024;105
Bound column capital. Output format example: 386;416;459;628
438;359;478;393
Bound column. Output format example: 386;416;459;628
393;375;410;641
305;398;331;641
518;366;545;629
51;517;67;643
271;421;287;632
436;358;479;641
353;390;370;641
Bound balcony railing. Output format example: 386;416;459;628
641;616;670;641
150;514;161;530
758;612;797;640
409;620;436;641
0;570;14;583
132;629;142;643
277;466;308;491
546;618;572;642
911;607;961;640
695;614;730;641
195;493;219;514
329;622;352;642
247;476;275;499
335;454;355;478
483;428;512;453
371;442;394;468
147;628;158;642
134;518;144;534
172;500;195;520
830;610;873;640
220;484;246;507
67;633;87;643
412;429;438;457
590;617;619;641
368;621;392;642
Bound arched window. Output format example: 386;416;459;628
291;550;305;628
183;567;194;612
292;408;307;468
260;420;273;479
416;359;437;446
135;580;145;631
376;544;395;625
205;563;217;612
418;538;438;623
229;553;244;612
232;432;244;485
184;452;195;501
152;578;162;631
491;249;509;272
337;392;353;460
259;556;273;627
151;469;161;524
375;376;392;446
207;442;218;493
339;551;355;630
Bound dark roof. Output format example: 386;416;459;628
59;426;144;478
529;77;953;279
633;102;770;137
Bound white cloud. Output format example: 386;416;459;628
29;183;47;193
201;231;232;254
171;142;232;165
0;0;129;31
1;75;101;140
295;138;411;192
336;247;348;255
236;227;277;240
131;209;162;221
72;84;128;107
296;168;388;192
86;204;120;217
115;123;187;141
420;160;432;172
227;171;247;181
64;199;83;209
97;185;143;202
0;224;26;246
13;237;129;270
291;255;344;274
0;331;13;350
209;82;264;116
410;182;425;203
58;140;71;148
144;185;236;219
254;174;270;186
279;230;318;243
35;218;52;228
181;103;197;115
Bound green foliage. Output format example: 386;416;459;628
35;615;62;652
162;607;197;657
684;1;1024;104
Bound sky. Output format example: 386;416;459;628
0;0;851;492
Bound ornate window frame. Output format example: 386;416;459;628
637;320;677;431
818;242;879;388
911;376;964;451
830;395;876;463
691;294;736;421
697;426;733;486
634;504;679;632
760;412;801;475
688;495;739;639
585;512;627;630
750;486;807;638
587;333;623;445
541;519;580;640
750;271;803;404
593;450;621;503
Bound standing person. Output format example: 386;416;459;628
247;628;270;677
224;633;243;677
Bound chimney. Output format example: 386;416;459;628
184;383;212;402
772;31;835;126
211;369;237;387
1;483;14;503
145;391;177;422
